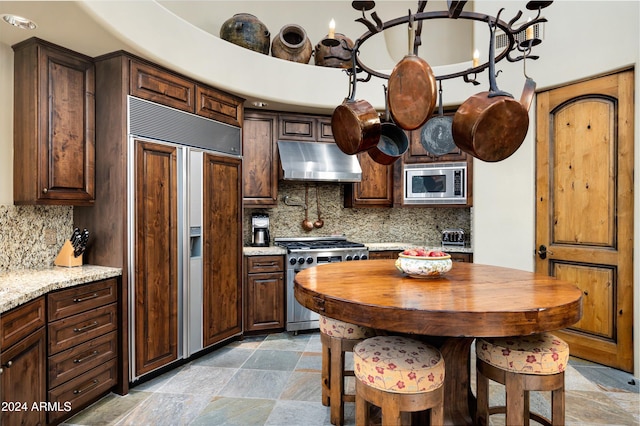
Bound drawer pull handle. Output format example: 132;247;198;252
256;262;277;267
73;293;99;303
74;350;99;364
73;379;99;395
74;321;99;333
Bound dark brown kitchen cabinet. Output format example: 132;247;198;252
46;278;119;424
244;255;285;332
1;297;47;426
278;114;317;141
12;37;95;206
133;140;179;376
203;153;243;346
316;117;335;142
196;85;244;127
243;111;279;207
449;252;473;263
368;250;401;260
345;152;394;207
130;60;195;113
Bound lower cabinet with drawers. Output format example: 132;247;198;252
244;255;285;333
0;277;120;426
46;278;119;425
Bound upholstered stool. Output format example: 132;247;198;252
353;335;445;426
475;333;570;426
320;316;376;425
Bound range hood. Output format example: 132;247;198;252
277;141;362;183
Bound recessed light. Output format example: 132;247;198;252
252;101;269;108
2;14;37;30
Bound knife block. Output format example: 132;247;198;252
54;240;83;267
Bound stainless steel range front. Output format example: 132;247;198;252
275;236;369;332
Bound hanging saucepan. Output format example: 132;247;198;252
368;85;409;165
421;80;455;156
452;11;536;162
331;44;381;155
387;14;437;131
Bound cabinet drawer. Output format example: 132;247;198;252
47;357;117;425
1;297;45;349
48;303;117;355
196;85;243;127
246;255;284;273
48;278;117;321
130;60;195;112
48;331;117;388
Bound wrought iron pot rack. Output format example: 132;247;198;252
324;0;553;86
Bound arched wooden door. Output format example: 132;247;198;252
535;69;634;372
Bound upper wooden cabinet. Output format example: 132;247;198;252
344;152;394;208
13;38;95;205
243;111;279;207
130;59;244;127
130;60;195;112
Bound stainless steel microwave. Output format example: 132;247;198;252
404;162;467;205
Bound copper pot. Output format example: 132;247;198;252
331;49;381;155
368;85;408;165
387;22;437;131
452;14;536;162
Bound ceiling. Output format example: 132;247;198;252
0;1;474;112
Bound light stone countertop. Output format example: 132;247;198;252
365;242;474;253
0;265;122;314
243;243;473;256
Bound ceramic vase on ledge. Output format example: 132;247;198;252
220;13;270;55
314;33;354;69
271;24;313;64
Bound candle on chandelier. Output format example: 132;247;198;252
525;18;534;40
328;19;335;39
472;49;480;68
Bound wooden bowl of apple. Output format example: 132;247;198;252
395;248;452;278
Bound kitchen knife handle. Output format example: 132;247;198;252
74;321;99;333
73;293;99;303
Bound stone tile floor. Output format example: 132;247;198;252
63;331;639;426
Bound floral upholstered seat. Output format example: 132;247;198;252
476;332;569;375
319;316;375;340
353;335;445;394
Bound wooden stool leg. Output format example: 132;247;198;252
505;372;526;426
476;366;490;426
322;335;330;407
430;401;445;425
330;337;345;425
551;384;565;426
524;390;531;426
355;381;369;426
380;392;402;426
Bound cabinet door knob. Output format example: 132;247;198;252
42;188;48;193
2;360;13;368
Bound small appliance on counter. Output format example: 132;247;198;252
251;213;270;247
442;228;465;246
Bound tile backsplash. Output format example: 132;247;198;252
244;182;471;246
0;205;73;271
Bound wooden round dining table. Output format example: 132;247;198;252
294;259;583;425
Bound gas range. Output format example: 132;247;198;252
275;236;369;267
275;236;369;333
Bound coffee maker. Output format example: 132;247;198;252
251;213;270;247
